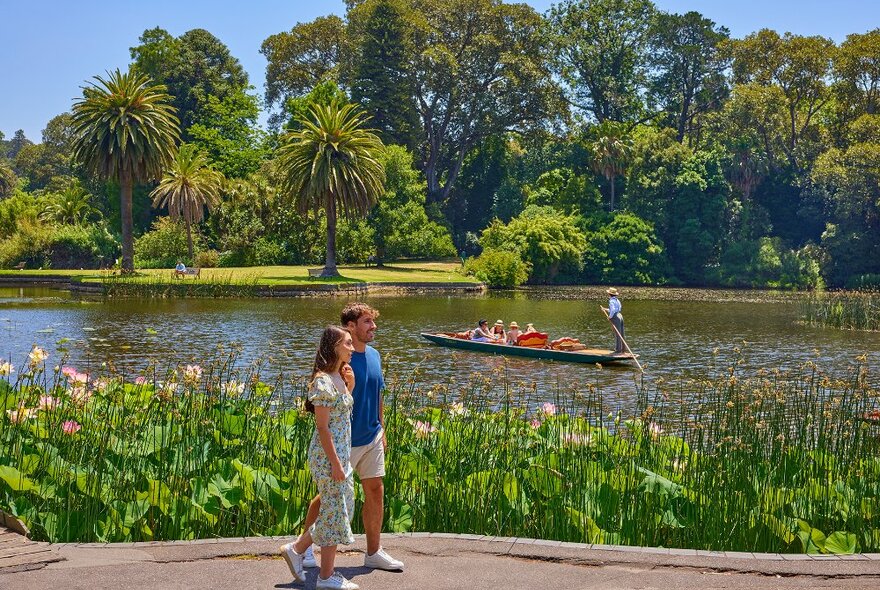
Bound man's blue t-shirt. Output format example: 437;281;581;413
349;345;385;447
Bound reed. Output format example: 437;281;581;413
801;291;880;331
1;348;878;553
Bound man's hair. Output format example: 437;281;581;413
341;302;379;326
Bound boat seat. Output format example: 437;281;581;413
516;332;548;348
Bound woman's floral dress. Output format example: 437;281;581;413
307;373;355;547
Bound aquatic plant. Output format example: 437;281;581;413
801;291;880;331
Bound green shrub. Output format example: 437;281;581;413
463;249;530;288
194;249;220;268
337;218;376;263
250;238;285;266
581;212;668;285
0;220;118;269
0;219;51;268
844;273;880;291
135;217;195;268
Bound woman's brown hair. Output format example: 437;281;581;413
306;325;349;414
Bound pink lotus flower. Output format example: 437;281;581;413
68;384;91;405
183;364;202;385
540;402;557;416
562;433;592;447
134;376;147;385
28;346;48;366
648;422;663;439
38;395;59;411
61;366;89;384
0;361;13;377
448;402;466;417
529;418;542;429
7;407;36;424
413;420;437;438
62;420;82;435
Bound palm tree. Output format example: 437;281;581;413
589;122;633;211
0;160;16;199
150;144;224;260
71;69;179;272
40;184;103;225
276;101;385;277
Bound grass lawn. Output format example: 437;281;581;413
0;261;478;286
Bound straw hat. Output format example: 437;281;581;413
494;319;504;326
509;321;519;329
606;287;619;296
525;323;535;331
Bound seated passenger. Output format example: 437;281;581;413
471;319;495;342
506;321;521;345
491;319;506;343
524;323;537;334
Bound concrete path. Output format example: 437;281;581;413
3;532;880;589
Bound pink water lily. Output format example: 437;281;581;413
7;407;36;424
62;420;82;435
68;384;91;405
540;402;557;416
448;402;466;417
0;361;14;377
61;366;89;384
413;420;437;438
28;346;48;366
648;422;663;439
183;365;202;385
529;418;542;429
134;376;147;385
38;395;59;411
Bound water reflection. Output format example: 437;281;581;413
2;287;878;412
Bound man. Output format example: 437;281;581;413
282;303;404;580
607;287;625;353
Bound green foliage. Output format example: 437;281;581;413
524;168;602;216
581;212;667;284
336;218;376;264
463;249;530;288
0;220;118;269
134;217;196;269
188;89;268;178
194;249;220;268
717;237;823;289
479;205;586;284
0;160;20;200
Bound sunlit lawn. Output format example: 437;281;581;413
0;261;478;285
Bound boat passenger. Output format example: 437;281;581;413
506;322;521;345
491;320;506;343
471;319;495;342
523;323;537;334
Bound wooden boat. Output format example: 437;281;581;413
420;332;638;365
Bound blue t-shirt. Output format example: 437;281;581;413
349;345;385;447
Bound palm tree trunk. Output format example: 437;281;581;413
323;195;340;277
120;171;134;273
609;174;616;211
185;218;194;261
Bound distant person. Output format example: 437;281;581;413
491;320;506;342
174;260;186;277
524;323;537;334
506;321;521;345
607;287;625;353
471;319;495;342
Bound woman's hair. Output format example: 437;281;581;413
306;325;349;413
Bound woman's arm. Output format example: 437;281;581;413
314;405;346;481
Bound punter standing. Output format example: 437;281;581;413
282;303;404;585
607;287;625;354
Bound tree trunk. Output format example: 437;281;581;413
322;195;340;277
185;218;194;261
609;174;616;211
120;171;134;273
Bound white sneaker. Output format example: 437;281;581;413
316;572;359;590
280;543;305;582
303;544;318;568
364;547;404;571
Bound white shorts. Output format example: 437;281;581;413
349;430;385;480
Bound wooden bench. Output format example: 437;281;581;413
173;267;201;279
307;268;324;278
13;262;25;270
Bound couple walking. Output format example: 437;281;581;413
281;303;403;590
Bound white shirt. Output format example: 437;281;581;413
608;296;621;318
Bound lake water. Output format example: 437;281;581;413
2;286;879;412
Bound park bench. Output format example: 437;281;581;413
307;268;324;278
14;262;26;270
173;267;201;279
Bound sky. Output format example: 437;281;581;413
2;0;879;142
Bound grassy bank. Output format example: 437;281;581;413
2;348;879;553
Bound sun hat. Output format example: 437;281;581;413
494;319;504;326
525;323;535;330
607;287;619;296
509;321;519;329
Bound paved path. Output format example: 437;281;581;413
3;532;880;589
0;527;63;573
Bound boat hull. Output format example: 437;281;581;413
420;333;636;365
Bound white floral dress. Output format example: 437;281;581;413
307;373;355;547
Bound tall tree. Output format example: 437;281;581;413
589;122;633;210
150;144;224;259
833;29;880;120
729;29;835;173
348;0;421;151
71;69;180;272
0;160;16;199
408;0;559;204
276;101;385;277
260;16;348;127
648;11;730;143
6;130;32;160
131;28;248;133
548;0;655;123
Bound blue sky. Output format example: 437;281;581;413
2;1;878;141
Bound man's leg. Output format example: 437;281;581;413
360;477;384;555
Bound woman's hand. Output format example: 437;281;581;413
331;461;346;482
341;363;355;392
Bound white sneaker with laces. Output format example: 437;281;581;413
316;572;359;590
363;547;404;571
280;542;305;582
303;545;318;568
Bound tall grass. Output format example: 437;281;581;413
801;291;880;331
98;274;263;298
1;348;879;553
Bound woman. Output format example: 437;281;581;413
470;319;495;342
491;319;506;343
506;321;521;345
281;326;359;590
